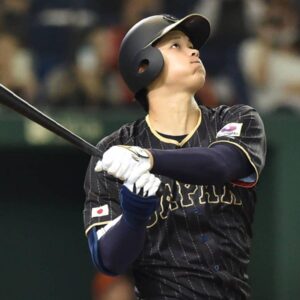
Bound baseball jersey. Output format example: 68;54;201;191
83;104;266;299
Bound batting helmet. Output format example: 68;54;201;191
119;14;210;96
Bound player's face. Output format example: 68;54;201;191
152;30;206;92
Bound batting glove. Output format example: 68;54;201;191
124;172;161;197
94;145;153;183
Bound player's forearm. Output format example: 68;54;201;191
150;144;252;185
88;216;146;275
99;216;146;274
88;184;159;275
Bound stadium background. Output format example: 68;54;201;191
0;1;299;299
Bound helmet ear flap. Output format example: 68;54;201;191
132;47;164;93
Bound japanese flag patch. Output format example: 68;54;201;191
216;123;243;138
92;204;109;218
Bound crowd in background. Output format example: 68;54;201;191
0;0;299;115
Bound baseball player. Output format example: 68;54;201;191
84;14;266;299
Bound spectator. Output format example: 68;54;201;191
164;0;198;18
29;0;97;80
86;0;123;26
193;0;268;105
0;0;31;46
240;0;300;113
120;0;163;32
0;32;38;102
45;26;128;107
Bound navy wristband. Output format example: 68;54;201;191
120;185;159;229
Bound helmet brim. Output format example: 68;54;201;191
148;14;210;50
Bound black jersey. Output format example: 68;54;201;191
83;104;266;299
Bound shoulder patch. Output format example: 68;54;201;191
216;123;243;138
92;204;109;218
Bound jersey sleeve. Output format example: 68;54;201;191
83;139;122;235
209;105;267;188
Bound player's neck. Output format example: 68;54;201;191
147;92;200;136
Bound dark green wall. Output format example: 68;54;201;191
250;113;300;300
0;110;299;300
0;147;94;300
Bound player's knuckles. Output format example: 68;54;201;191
113;146;132;159
127;170;144;184
140;162;150;173
139;174;153;191
134;179;143;189
148;187;156;197
134;164;148;175
104;147;124;162
127;175;139;185
120;160;136;179
129;164;151;183
107;161;121;175
154;177;161;186
122;169;132;181
110;145;123;154
101;160;110;170
122;162;135;178
102;152;115;168
143;179;155;193
135;173;150;188
146;173;155;183
125;165;137;178
115;163;130;179
114;168;124;179
148;184;159;196
148;178;161;196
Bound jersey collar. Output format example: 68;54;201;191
145;108;202;147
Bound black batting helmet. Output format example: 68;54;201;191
118;14;210;96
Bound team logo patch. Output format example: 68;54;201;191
92;204;109;218
216;123;243;138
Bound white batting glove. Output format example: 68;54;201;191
124;172;161;197
94;145;153;182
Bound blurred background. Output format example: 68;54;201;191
0;0;299;299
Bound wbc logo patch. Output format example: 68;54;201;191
216;123;243;138
92;204;109;218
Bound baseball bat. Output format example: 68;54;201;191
0;84;102;157
0;84;165;196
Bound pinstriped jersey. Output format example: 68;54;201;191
83;104;266;299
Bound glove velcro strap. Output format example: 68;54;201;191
120;185;159;229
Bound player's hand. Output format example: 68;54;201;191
124;172;161;197
94;145;153;183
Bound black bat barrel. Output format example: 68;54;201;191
0;84;102;157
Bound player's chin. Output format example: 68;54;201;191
193;72;206;89
193;64;205;77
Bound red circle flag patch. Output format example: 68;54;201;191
92;204;109;218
